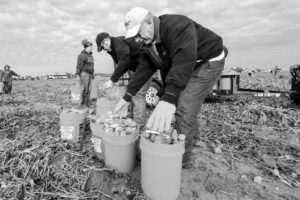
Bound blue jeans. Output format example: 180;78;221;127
175;59;225;158
80;72;92;107
3;81;12;94
128;71;152;129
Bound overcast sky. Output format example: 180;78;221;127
0;0;299;76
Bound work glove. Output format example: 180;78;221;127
114;98;130;117
104;80;114;89
146;101;176;132
152;95;160;107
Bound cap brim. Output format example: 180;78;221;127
125;25;140;39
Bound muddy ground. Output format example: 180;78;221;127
0;76;299;200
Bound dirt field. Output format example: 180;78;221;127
239;71;291;91
1;72;300;200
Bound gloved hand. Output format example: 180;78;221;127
104;80;114;89
152;95;160;107
146;101;176;132
114;98;130;117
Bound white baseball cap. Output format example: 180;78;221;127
124;7;149;39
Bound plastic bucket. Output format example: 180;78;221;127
97;86;126;99
90;80;98;100
140;137;185;200
96;97;119;117
219;77;231;90
101;129;139;173
59;111;87;142
70;84;82;104
90;121;105;159
0;82;4;94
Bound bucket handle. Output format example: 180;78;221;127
146;130;171;138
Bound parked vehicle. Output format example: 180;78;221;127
47;74;68;79
13;76;26;81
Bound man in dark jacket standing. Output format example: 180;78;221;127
96;33;151;129
115;7;227;168
0;65;20;94
76;39;94;107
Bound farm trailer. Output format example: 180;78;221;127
208;69;300;105
119;66;300;106
145;69;300;106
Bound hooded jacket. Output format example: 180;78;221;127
107;36;142;83
123;14;226;104
76;50;94;75
0;69;20;82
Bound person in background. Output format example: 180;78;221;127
96;32;152;129
0;65;20;94
76;39;94;107
114;7;228;168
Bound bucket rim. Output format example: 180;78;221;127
101;118;139;139
59;113;87;121
140;136;185;155
91;134;102;139
101;129;139;145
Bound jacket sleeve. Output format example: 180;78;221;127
161;21;198;105
11;70;20;77
123;53;156;102
76;54;85;75
110;41;131;82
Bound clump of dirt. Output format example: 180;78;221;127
1;78;300;200
179;95;300;200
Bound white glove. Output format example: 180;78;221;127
146;101;176;132
114;98;130;117
152;95;160;107
104;80;114;89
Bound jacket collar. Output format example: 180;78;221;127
110;36;115;53
153;16;161;44
82;50;92;55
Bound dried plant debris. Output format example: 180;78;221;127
1;77;299;200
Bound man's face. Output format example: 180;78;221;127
102;38;111;52
86;45;93;53
135;21;154;45
4;67;9;71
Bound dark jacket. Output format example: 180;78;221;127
76;50;94;75
124;14;225;104
108;36;142;83
0;69;20;82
